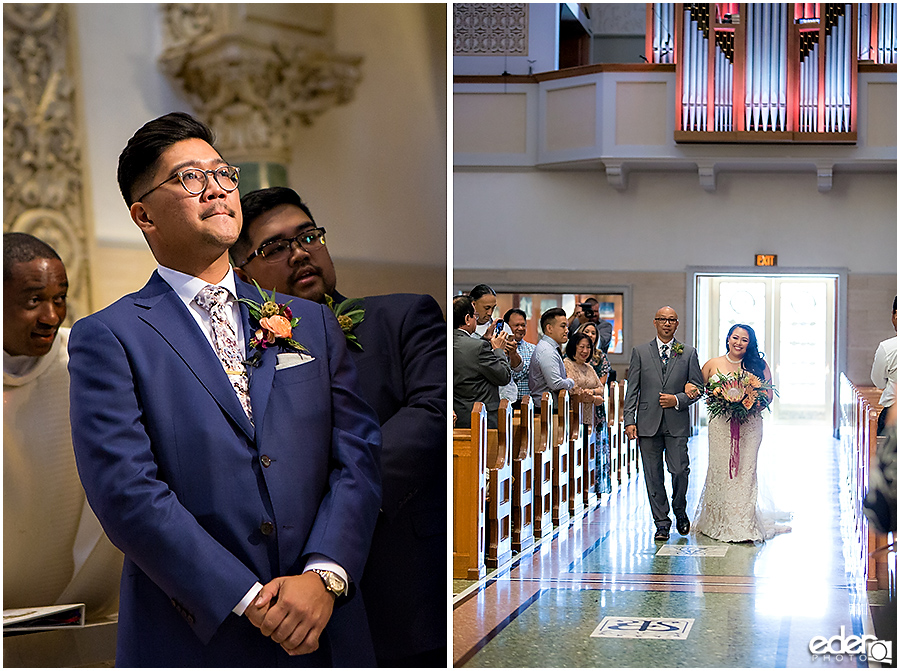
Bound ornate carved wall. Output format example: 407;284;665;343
454;4;529;55
160;4;362;168
3;4;91;321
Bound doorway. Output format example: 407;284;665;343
695;273;838;424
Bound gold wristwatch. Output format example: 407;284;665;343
310;569;346;598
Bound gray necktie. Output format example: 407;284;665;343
195;285;253;423
660;343;669;374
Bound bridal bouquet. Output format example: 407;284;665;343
703;370;775;424
702;371;776;478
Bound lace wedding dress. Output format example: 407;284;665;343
694;415;790;542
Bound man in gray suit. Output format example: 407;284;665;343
624;306;703;541
453;295;512;429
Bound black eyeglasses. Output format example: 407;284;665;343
655;317;678;324
136;165;240;202
242;227;327;265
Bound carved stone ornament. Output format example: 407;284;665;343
454;4;529;55
160;4;362;164
3;3;91;321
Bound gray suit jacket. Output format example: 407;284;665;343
623;339;703;437
453;329;511;429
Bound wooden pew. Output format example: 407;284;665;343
453;403;487;580
838;376;893;592
532;392;553;539
551;390;571;527
622;379;639;478
485;400;513;568
583;395;599;509
511;396;535;552
568;391;585;518
608;381;622;485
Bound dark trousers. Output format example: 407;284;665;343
638;418;690;530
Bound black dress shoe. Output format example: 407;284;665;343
654;528;670;541
676;518;690;535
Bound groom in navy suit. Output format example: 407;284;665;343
68;113;382;666
231;187;446;667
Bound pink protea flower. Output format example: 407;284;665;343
720;379;747;403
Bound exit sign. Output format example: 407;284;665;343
756;254;777;267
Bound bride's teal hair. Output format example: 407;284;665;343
726;323;766;379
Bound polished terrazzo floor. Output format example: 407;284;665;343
453;423;884;668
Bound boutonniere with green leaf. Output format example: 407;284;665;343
324;295;365;350
238;281;309;365
671;342;685;356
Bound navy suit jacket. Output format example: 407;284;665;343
68;272;382;667
327;293;446;661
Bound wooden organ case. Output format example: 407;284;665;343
647;3;897;143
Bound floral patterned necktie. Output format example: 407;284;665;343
195;284;253;423
660;343;669;374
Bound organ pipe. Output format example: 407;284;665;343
673;2;878;137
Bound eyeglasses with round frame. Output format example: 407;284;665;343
654;317;678;323
136;165;241;202
241;227;328;266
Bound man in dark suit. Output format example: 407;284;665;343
231;187;446;667
453;295;512;429
68;113;382;666
623;306;703;541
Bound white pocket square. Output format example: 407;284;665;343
275;352;315;370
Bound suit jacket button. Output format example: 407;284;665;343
260;455;271;467
260;521;274;536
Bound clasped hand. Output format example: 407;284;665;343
658;392;678;408
244;573;335;656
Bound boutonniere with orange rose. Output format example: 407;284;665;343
324;294;365;351
671;342;685;357
238;282;309;364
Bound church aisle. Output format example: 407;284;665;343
453;424;873;668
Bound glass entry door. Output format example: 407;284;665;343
696;274;836;423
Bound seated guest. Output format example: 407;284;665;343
505;308;536;407
453;295;512;429
4;232;122;619
232;186;446;667
529;307;575;409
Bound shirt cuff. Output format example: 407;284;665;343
233;582;263;615
303;554;350;597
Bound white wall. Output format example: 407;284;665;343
454;3;559;76
453;169;897;274
288;3;446;268
75;4;190;246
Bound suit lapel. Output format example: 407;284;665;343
136;272;255;440
649;340;665;383
237;283;276;430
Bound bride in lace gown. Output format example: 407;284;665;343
691;324;789;542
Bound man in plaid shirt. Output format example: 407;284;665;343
505;308;536;408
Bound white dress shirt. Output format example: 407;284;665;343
156;265;348;613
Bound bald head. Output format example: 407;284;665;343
653;306;679;343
